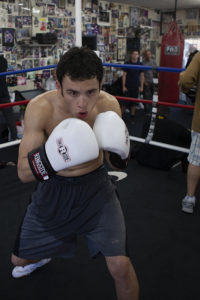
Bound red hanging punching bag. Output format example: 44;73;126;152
158;21;184;103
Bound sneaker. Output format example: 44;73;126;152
182;195;196;214
12;258;51;278
139;103;144;109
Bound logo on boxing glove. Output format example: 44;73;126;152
32;152;48;178
56;138;71;162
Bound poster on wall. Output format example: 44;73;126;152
8;15;13;28
40;18;47;31
130;7;139;26
15;28;31;43
58;0;65;9
160;11;175;35
117;37;126;61
91;0;98;13
23;16;32;26
2;28;15;47
186;9;197;19
47;5;56;15
15;16;23;28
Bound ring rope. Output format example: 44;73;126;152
103;63;184;73
130;136;190;154
0;134;190;154
0;100;30;109
0;64;57;77
0;63;185;78
0;139;21;149
0;95;193;153
116;96;194;110
0;98;195;110
0;61;192;154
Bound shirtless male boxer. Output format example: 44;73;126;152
11;47;139;300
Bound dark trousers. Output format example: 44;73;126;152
0;95;17;140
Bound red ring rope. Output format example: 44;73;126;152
116;96;194;110
0;97;194;110
0;100;30;108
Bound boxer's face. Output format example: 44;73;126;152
57;75;101;119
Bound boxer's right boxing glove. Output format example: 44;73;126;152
28;118;99;181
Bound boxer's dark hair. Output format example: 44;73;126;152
56;46;103;87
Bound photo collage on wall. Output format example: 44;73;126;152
0;0;165;87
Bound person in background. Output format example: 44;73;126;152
185;46;198;69
44;69;57;91
122;50;144;123
184;48;198;105
0;54;17;141
142;49;157;115
178;51;200;214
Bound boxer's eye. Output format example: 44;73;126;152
87;89;97;96
68;90;79;97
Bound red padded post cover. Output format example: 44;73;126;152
158;21;184;103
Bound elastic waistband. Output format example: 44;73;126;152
54;165;106;183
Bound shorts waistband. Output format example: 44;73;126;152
54;165;106;183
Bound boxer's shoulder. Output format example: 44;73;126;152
24;92;57;131
99;90;117;102
26;91;56;116
97;90;121;115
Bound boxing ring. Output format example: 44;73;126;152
1;63;199;300
0;63;193;154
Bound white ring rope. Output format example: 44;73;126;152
130;136;190;154
0;136;190;154
0;139;21;149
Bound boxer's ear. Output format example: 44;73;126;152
56;80;63;96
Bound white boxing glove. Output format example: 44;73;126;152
93;111;130;169
28;118;99;180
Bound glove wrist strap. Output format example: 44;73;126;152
28;145;55;181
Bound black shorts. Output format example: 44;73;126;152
13;166;127;259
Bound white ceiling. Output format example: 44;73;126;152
108;0;200;10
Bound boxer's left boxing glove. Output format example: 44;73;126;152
28;118;99;181
93;111;130;169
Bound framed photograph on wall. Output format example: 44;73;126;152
2;28;15;47
186;9;197;19
117;37;126;61
58;0;65;9
130;7;139;26
160;11;175;35
97;11;111;26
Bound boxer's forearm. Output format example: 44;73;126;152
17;159;37;183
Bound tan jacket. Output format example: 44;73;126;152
178;51;200;133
